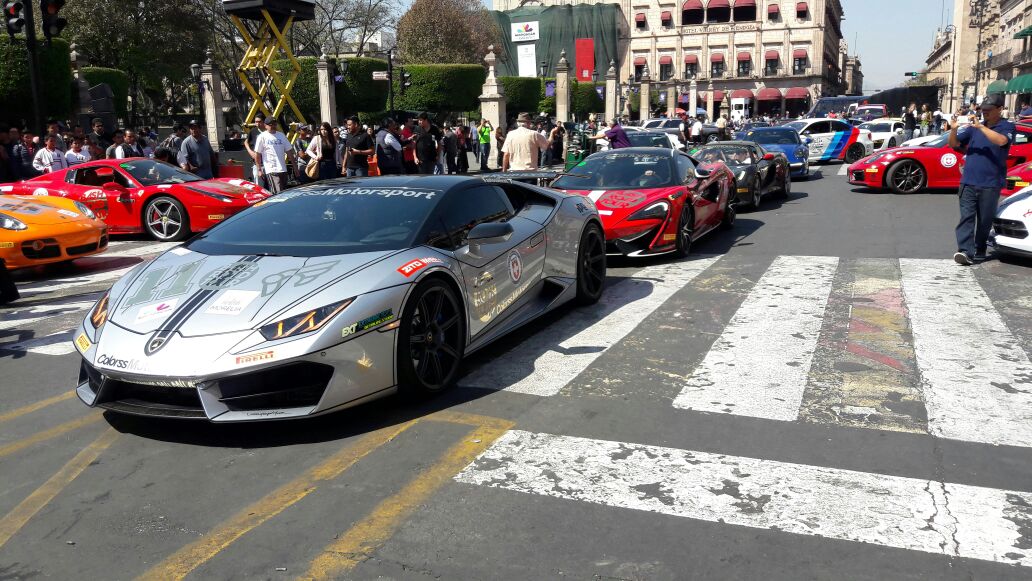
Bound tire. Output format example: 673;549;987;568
886;160;926;195
673;204;694;258
720;200;736;230
397;278;465;398
575;223;606;304
887;138;896;149
844;143;865;164
750;176;762;208
777;168;791;199
143;196;190;241
706;133;719;143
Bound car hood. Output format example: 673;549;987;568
0;195;92;226
107;247;400;336
564;187;680;223
760;143;805;160
181;179;268;202
998;187;1032;217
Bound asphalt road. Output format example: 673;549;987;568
2;164;1032;580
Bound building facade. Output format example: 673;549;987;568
494;0;847;118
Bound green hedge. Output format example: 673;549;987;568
394;64;486;113
337;57;388;114
571;81;604;118
499;76;541;114
270;56;319;123
80;67;129;119
0;37;72;125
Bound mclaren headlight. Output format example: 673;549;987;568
89;292;109;329
0;212;27;230
628;201;669;221
736;170;747;181
259;298;354;341
73;201;96;219
867;153;886;165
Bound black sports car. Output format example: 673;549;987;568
691;141;791;209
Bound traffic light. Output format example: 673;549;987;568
400;70;412;94
4;1;24;38
39;0;66;42
904;72;920;78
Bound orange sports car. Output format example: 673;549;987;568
0;195;108;269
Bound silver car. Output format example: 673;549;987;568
73;176;606;422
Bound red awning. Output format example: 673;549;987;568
659;55;673;65
682;0;703;9
684;54;699;64
734;0;756;6
764;49;779;60
661;10;672;20
635;12;646;22
796;1;808;11
634;57;647;65
737;52;751;62
730;89;754;99
785;87;810;99
792;48;808;59
711;90;726;101
708;0;730;8
710;53;724;63
767;3;779;13
757;87;782;101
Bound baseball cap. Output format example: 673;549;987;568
187;119;201;127
981;93;1005;109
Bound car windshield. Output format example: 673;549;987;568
185;184;438;257
746;129;799;145
699;146;753;164
860;123;892;132
119;160;204;186
552;152;674;190
626;133;670;147
916;134;950;147
783;121;808;133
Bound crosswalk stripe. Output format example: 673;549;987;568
0;300;96;331
17;265;139;297
459;256;721;396
837;164;848;176
673;255;839;420
455;430;1032;567
899;259;1032;448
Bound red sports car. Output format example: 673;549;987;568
1002;160;1032;197
552;148;735;257
847;125;1032;195
2;158;270;241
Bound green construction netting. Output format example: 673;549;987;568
490;5;621;78
1006;74;1032;94
987;79;1009;94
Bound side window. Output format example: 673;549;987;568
807;121;830;134
676;154;696;181
436;186;511;249
664;120;681;129
64;169;77;184
831;121;851;133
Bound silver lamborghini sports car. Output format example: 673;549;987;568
73;176;606;421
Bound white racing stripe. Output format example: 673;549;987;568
459;256;721;396
456;430;1032;567
673;255;838;420
900;259;1032;447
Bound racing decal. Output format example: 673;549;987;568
1025;209;1032;218
157;184;172;189
32;188;48;196
0;201;44;214
479;281;532;323
235;350;274;365
74;333;91;353
586;190;606;202
168;246;192;256
0;185;11;192
208;214;225;220
0;242;13;248
260;261;340;296
204;290;259;315
598;191;647;209
663;233;677;242
295;187;438;200
56;209;79;218
941;153;958;168
472;283;498;317
135;299;179;323
95;353;151;373
122;261;203;308
342;308;396;337
82;188;104;200
397;256;444;278
200;263;260;290
508;250;523;283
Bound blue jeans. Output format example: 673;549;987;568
345;166;368;177
955;184;1000;257
479;143;491;171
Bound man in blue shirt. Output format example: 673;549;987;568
948;93;1016;265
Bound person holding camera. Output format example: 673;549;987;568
341;116;374;177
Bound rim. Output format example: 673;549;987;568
679;206;694;249
753;177;762;207
846;144;863;164
146;199;184;240
408;286;462;390
891;162;923;193
724;203;736;225
581;228;605;295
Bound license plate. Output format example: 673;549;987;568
74;333;91;353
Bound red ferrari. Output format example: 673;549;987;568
1002;160;1032;197
2;158;270;241
552;148;736;257
847;124;1032;195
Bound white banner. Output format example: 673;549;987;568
511;21;540;42
517;43;537;78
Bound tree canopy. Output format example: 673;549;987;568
397;0;502;64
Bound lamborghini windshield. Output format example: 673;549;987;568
553;152;676;190
186;184;439;256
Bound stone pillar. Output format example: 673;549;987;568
604;60;618;124
706;82;715;122
640;67;652;120
666;84;677;117
69;44;94;128
479;45;506;169
555;50;571;123
200;50;227;152
689;79;698;118
316;46;338;127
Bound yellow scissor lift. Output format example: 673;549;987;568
223;0;315;144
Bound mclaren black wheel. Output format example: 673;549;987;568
886;160;926;195
750;175;762;209
674;204;694;258
398;278;465;397
575;223;606;305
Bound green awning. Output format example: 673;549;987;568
1015;25;1032;38
987;79;1009;93
1006;74;1032;94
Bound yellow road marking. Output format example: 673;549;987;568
0;428;118;550
138;420;418;581
0;414;104;459
0;392;77;424
300;419;514;579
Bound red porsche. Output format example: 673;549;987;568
552;148;736;257
847;125;1032;195
2;158;270;241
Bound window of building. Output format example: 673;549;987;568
765;59;778;76
661;10;673;26
767;3;780;21
793;58;807;75
707;5;731;23
795;1;808;19
738;61;751;77
660;63;674;81
732;0;756;22
682;0;704;25
635;12;646;28
685;63;698;78
712;62;725;77
634;65;645;81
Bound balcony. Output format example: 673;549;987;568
978;49;1014;71
1017;48;1032;66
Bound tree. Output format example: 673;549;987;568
396;0;502;64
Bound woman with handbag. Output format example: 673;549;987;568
305;122;338;181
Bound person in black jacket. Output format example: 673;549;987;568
901;102;917;142
375;118;404;175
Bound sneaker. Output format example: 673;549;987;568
953;251;973;266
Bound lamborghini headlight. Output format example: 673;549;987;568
628;201;669;221
73;201;96;219
0;212;26;230
89;292;109;329
259;298;354;341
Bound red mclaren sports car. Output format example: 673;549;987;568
1002;160;1032;197
847;125;1032;195
2;158;270;241
552;148;736;257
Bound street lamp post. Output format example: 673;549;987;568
189;63;202;115
540;60;548;78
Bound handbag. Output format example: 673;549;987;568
304;137;320;179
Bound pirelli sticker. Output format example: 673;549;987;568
74;333;91;353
